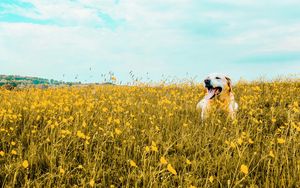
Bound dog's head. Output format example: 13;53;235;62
203;73;232;99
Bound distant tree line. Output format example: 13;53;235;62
0;75;77;89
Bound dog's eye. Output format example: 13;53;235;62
215;77;221;79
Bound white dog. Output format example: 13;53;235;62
196;73;238;119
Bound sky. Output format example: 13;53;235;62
0;0;299;83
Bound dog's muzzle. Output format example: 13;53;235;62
204;80;222;99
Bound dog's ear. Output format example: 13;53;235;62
225;76;232;92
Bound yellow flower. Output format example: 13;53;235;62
167;164;177;175
22;160;29;168
151;145;158;152
78;165;83;169
11;141;16;146
291;122;300;131
186;159;192;165
277;138;286;144
129;160;138;168
89;179;95;187
144;146;150;152
240;164;249;175
151;141;157;146
115;128;122;135
237;138;243;145
248;138;254;144
114;119;120;125
269;150;275;158
151;141;158;152
160;157;168;165
76;131;86;139
230;142;236;148
47;120;52;125
271;118;276;123
0;151;4;157
59;168;65;174
209;176;214;183
11;150;17;155
190;186;196;188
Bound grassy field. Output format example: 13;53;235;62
0;79;299;187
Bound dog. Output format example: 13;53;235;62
196;73;238;120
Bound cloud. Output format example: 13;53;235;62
1;0;124;28
237;52;300;64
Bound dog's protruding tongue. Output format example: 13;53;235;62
205;88;217;100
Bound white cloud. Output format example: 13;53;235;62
223;23;300;54
0;20;179;81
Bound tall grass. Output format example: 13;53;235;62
0;79;299;187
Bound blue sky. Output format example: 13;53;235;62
0;0;299;83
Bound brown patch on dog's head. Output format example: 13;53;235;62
225;76;232;92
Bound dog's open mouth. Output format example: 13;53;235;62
205;86;222;99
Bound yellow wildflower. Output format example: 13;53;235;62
151;145;158;152
160;157;168;165
11;150;17;155
240;164;249;175
22;160;29;168
167;164;177;175
186;159;192;165
59;167;65;174
145;146;150;152
114;119;120;125
89;179;95;187
230;142;236;148
237;138;243;145
115;128;122;135
248;138;254;144
129;160;138;168
76;131;86;139
151;141;158;152
277;138;286;144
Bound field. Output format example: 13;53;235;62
0;79;299;187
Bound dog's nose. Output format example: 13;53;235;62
204;79;210;84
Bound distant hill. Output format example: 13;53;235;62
0;75;116;88
0;75;76;87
